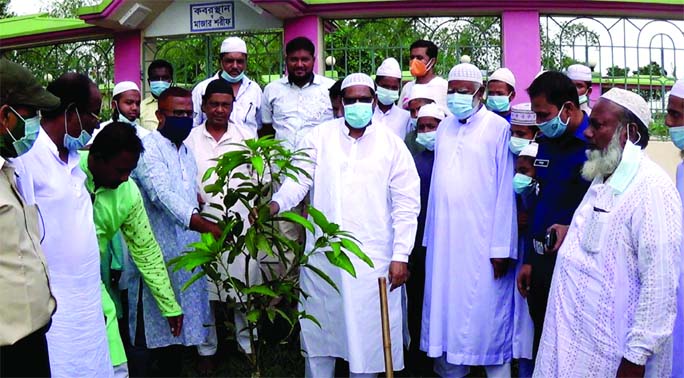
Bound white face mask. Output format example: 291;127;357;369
608;126;642;194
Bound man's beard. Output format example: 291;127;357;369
581;130;623;181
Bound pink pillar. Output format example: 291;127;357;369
113;30;142;87
502;11;541;105
284;15;323;74
590;82;602;105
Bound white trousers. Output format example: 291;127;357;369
434;355;511;378
197;303;254;356
304;356;378;378
113;362;129;378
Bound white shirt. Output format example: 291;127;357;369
535;156;681;378
192;73;263;132
261;74;335;150
13;128;113;378
674;162;684;378
399;76;448;112
372;104;411;140
272;118;420;373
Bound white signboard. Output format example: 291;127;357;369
190;1;235;32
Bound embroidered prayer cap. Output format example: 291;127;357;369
566;64;592;82
601;88;651;128
488;68;516;89
112;81;140;97
511;102;536;126
448;63;482;84
341;73;375;91
670;80;684;99
417;103;446;121
520;142;539;158
376;58;402;79
220;37;247;54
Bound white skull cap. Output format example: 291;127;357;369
113;81;139;97
670;80;684;99
566;64;592;82
519;142;539;158
488;67;516;89
220;37;247;54
510;102;536;126
417;103;445;120
601;88;651;128
376;57;402;79
408;84;437;103
448;63;482;84
341;73;375;91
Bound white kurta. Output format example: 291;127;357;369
272;118;420;373
535;156;681;378
421;106;517;366
13;129;113;378
372;104;411;140
672;162;684;378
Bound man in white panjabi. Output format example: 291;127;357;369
268;73;420;377
534;88;681;378
566;63;593;115
421;63;517;378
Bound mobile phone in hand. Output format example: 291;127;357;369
545;229;558;251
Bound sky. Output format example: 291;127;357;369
8;0;48;15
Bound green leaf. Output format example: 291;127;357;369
244;228;257;257
308;205;333;233
246;309;260;323
341;238;374;268
325;251;356;278
201;166;216;183
251;155;265;176
303;263;339;293
181;270;206;291
278;211;314;234
242;285;278;297
300;312;322;329
255;233;273;257
203;183;224;195
266;308;276;323
274;308;295;327
331;241;342;257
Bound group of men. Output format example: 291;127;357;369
0;33;682;378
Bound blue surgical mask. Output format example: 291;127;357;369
536;104;569;138
578;94;588;105
221;70;245;84
447;92;478;120
513;173;535;194
669;126;684;150
150;81;171;97
63;107;92;151
509;136;531;155
6;106;41;157
486;95;510;113
416;131;437;151
159;115;193;144
115;103;137;127
343;102;373;129
376;86;399;106
609;128;643;194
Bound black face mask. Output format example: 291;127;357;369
159;115;193;145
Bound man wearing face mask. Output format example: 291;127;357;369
665;80;684;378
516;71;591;361
422;63;517;378
91;81;149;144
535;88;681;378
192;36;263;132
508;102;539;156
13;72;114;378
140;59;174;131
268;73;420;377
372;57;411;139
0;58;57;378
399;40;447;112
485;67;516;122
566;64;593;115
405;84;439;155
131;87;219;377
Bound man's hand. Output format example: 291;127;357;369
517;264;532;298
616;358;645;378
249;201;280;225
490;258;511;279
189;213;222;239
388;261;409;292
545;224;569;254
167;314;184;337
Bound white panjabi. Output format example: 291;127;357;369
376;57;402;79
601;88;651;127
519;142;539;158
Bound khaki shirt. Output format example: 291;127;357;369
140;95;159;131
0;157;55;345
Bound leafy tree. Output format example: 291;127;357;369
633;61;666;77
606;65;629;77
0;0;14;19
541;23;599;70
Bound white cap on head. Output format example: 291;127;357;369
566;64;592;82
670;80;684;99
601;88;651;128
520;142;539;158
417;103;445;121
220;37;247;54
408;84;437;103
341;73;375;91
488;67;515;89
510;102;536;126
376;57;402;79
448;63;482;84
113;81;140;97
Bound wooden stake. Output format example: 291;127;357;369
378;277;394;378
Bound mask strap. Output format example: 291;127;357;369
558;104;569;126
626;123;641;145
425;58;435;71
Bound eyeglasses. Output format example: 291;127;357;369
89;112;101;122
342;97;374;105
160;109;196;118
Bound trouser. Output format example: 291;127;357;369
433;355;510;378
305;357;377;378
197;301;254;356
517;358;534;378
0;322;51;377
405;245;433;376
526;251;557;357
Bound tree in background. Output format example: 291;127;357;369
541;23;599;70
606;65;630;77
0;0;14;19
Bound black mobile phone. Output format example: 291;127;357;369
545;229;558;250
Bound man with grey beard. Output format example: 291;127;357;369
534;88;681;378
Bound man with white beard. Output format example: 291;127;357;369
534;88;681;378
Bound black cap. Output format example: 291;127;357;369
0;58;60;111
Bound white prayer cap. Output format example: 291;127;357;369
670;80;684;99
220;37;247;54
488;68;516;89
601;88;651;128
112;81;139;97
448;63;482;84
566;64;592;82
520;142;539;158
376;58;402;79
510;102;536;126
417;103;445;121
341;73;375;91
408;84;436;103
